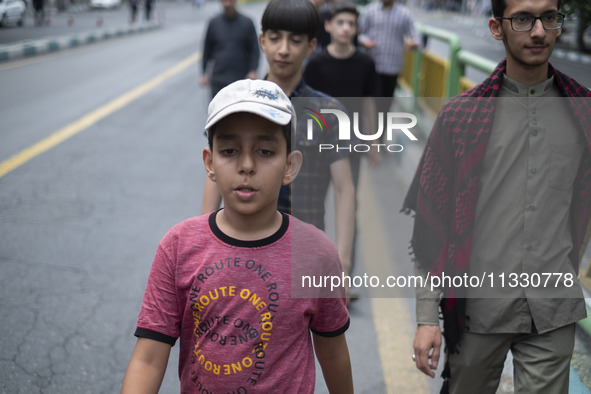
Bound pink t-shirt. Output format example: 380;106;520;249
136;211;349;394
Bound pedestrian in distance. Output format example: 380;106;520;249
357;0;419;116
129;0;139;24
200;0;260;99
144;0;153;21
120;79;353;394
403;0;591;393
201;0;356;289
32;0;44;26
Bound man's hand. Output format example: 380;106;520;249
359;37;377;49
413;324;441;378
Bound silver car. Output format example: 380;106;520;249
0;0;25;26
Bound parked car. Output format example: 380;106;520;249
89;0;122;9
0;0;25;27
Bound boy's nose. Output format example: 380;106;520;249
238;153;255;174
278;38;289;54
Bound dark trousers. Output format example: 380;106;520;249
447;324;575;394
376;73;398;115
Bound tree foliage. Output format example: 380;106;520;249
562;0;591;53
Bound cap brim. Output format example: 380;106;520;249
205;102;292;131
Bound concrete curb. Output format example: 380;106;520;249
0;22;162;62
553;48;591;65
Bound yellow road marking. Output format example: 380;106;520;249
358;163;429;393
0;51;201;179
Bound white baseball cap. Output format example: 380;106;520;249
205;79;295;132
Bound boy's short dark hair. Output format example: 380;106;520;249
490;0;563;17
261;0;320;41
327;1;359;21
207;121;292;153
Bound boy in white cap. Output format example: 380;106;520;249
121;79;353;394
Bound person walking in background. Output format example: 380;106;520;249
304;1;380;173
357;0;419;115
144;0;153;21
303;1;380;278
200;0;260;98
129;0;139;24
32;0;44;26
404;0;591;392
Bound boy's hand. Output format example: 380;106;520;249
359;37;377;49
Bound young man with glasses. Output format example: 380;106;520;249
404;0;591;392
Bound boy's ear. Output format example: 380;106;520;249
203;147;216;182
306;38;317;58
324;19;332;34
283;150;303;185
259;32;266;52
489;17;504;41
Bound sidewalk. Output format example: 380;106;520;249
0;1;164;62
0;22;161;62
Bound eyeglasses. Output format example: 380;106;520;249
496;13;565;32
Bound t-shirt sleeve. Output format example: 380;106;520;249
310;298;350;337
135;240;181;346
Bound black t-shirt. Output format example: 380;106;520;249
303;48;378;98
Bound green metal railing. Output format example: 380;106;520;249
404;23;497;98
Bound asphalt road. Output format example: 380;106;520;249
0;1;590;393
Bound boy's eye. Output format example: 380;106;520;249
259;149;274;156
220;148;237;155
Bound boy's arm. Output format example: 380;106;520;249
121;337;172;394
329;158;355;276
313;333;353;394
200;22;213;85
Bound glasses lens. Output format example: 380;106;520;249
512;15;533;31
542;14;563;29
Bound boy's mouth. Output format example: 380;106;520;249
275;60;290;67
235;187;257;199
